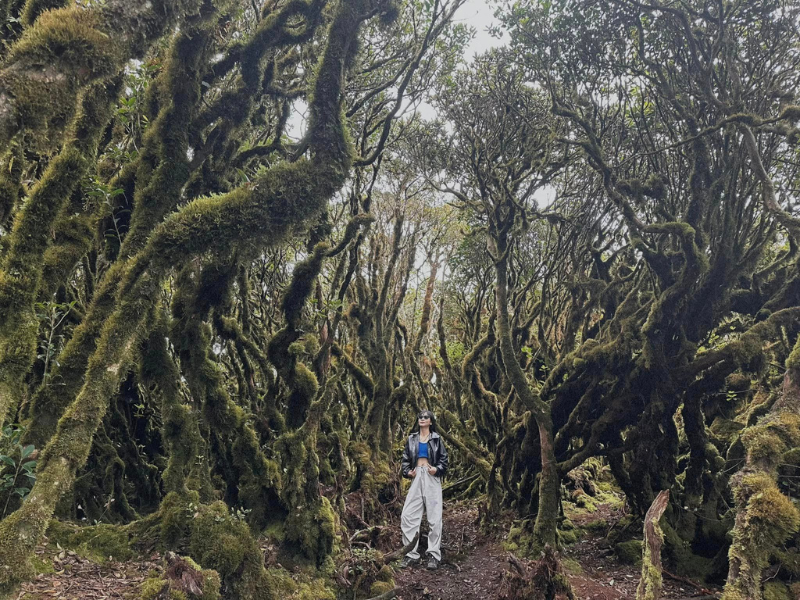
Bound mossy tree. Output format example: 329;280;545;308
389;0;800;577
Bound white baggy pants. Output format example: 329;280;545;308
400;467;443;560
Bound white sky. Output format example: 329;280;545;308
459;0;508;58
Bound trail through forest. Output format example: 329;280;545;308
15;498;722;600
395;501;721;600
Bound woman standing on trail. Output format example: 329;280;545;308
399;409;449;570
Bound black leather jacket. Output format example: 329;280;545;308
401;432;448;479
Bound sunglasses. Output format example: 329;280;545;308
418;414;432;420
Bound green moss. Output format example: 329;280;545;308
21;0;70;27
29;556;54;575
2;8;120;142
189;503;249;578
774;548;800;576
615;540;643;566
369;581;395;596
262;567;335;600
375;564;394;583
763;581;791;600
138;557;220;600
739;475;800;543
45;521;134;563
710;417;745;440
276;427;337;565
558;528;578;545
282;495;337;566
570;489;597;510
159;491;198;548
0;79;119;427
559;558;582;576
662;524;712;580
581;518;608;532
140;575;170;599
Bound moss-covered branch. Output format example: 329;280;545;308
0;0;210;147
24;13;221;448
636;489;669;600
0;79;120;427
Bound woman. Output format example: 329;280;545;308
399;409;449;570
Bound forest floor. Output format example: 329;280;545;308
15;495;722;600
392;498;720;600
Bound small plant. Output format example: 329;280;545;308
35;299;77;385
0;426;37;517
84;177;129;248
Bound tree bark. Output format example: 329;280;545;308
637;489;670;600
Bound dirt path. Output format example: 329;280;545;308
393;503;508;600
392;502;721;600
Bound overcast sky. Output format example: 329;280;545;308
459;0;507;58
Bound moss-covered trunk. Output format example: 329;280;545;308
495;244;559;549
636;489;669;600
0;0;206;146
721;339;800;600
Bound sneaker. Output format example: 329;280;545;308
398;556;419;569
426;555;439;570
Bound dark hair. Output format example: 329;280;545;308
415;410;437;433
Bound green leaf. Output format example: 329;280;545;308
20;445;34;460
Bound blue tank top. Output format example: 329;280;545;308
418;440;428;459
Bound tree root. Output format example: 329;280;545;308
498;545;575;600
